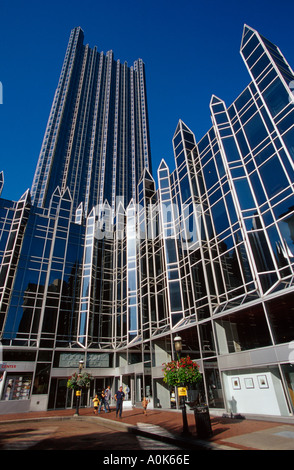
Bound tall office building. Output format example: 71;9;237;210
1;25;294;418
31;27;151;214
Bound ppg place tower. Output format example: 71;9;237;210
1;25;294;418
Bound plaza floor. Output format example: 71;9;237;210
1;406;294;451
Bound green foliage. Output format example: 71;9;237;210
67;372;92;390
162;356;202;387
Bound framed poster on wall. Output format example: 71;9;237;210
257;375;269;389
245;378;254;389
231;377;241;390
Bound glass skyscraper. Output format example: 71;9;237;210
1;25;294;418
31;26;151;214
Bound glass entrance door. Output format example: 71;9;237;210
48;378;73;409
56;379;70;408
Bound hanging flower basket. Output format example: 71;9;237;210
67;372;92;390
162;356;202;387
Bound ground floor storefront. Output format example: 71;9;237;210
1;333;294;417
1;359;294;419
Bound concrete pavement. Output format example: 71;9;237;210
0;406;294;451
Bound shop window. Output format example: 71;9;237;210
203;359;225;408
1;373;32;400
32;363;51;394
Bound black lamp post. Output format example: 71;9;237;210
74;359;84;417
174;335;190;436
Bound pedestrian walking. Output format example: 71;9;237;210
104;385;111;412
114;385;125;418
142;396;149;415
92;394;99;415
98;389;107;414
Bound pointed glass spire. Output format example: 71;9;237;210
116;200;125;240
240;24;256;50
141;167;154;182
75;202;84;225
158;159;170;186
139;167;155;186
173;119;193;138
49;186;61;217
210;95;226;113
174;121;181;137
18;189;31;204
210;95;229;130
210;95;223;106
61;187;72;201
158;158;169;171
60;187;72;213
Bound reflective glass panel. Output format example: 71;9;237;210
262;77;290;117
258;155;289;199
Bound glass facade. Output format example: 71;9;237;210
1;25;294;417
30;27;151;215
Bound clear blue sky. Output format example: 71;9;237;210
1;0;294;201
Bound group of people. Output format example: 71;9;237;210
92;385;112;414
92;385;126;418
92;385;150;418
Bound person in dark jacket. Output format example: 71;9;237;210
114;386;125;418
98;389;107;414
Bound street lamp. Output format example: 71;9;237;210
74;360;84;417
173;335;190;436
174;336;183;356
